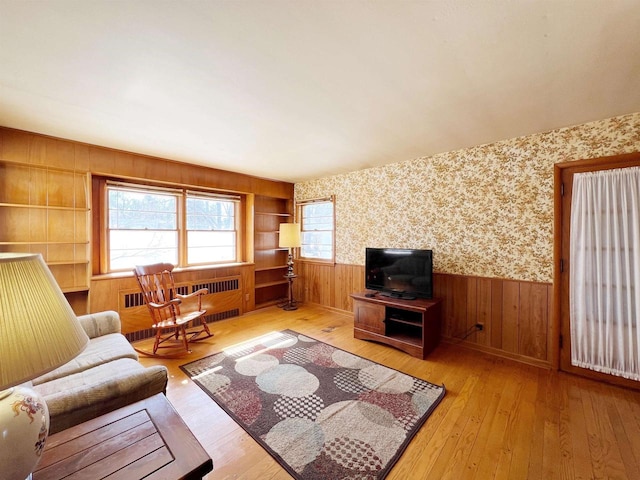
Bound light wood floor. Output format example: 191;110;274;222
137;304;640;480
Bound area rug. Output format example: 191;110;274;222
180;330;445;480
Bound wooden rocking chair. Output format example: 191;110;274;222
134;263;213;356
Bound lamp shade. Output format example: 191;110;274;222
0;253;89;390
279;223;301;248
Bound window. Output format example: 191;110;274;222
186;192;237;264
106;182;239;271
298;197;335;261
108;185;179;270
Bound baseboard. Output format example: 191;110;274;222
441;336;553;370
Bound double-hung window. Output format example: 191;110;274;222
298;196;335;262
108;184;179;270
105;182;239;272
186;191;237;264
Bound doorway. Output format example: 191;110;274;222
554;152;640;388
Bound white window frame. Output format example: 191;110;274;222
185;190;240;266
297;196;335;263
105;181;240;272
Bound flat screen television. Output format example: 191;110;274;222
365;247;433;299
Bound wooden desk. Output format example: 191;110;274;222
34;394;213;480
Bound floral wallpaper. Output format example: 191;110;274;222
295;113;640;283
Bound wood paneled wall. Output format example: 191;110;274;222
91;264;254;335
0;128;293;199
0;126;293;321
295;262;554;368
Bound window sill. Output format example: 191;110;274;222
92;262;254;281
297;258;336;266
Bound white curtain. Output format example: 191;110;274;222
570;166;640;380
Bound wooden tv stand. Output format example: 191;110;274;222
351;292;442;359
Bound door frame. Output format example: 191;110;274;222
553;152;640;389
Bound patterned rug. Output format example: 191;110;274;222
180;330;445;480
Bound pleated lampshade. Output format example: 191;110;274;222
278;223;301;249
0;253;89;390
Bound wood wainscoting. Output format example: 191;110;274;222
90;263;255;336
295;262;554;368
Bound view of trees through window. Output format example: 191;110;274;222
300;200;334;260
186;195;237;264
107;185;237;271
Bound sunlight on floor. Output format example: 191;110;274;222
223;330;294;363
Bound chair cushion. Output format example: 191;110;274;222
32;333;138;385
34;358;168;434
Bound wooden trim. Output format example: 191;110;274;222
245;193;255;264
440;337;552;370
555;152;640;172
552;163;563;369
296;196;333;205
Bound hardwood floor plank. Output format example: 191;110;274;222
541;372;563;480
134;304;640;480
612;388;640;479
505;361;551;480
589;384;628;479
605;391;640;480
433;374;490;480
493;363;537;480
566;376;593;480
557;374;576;480
472;359;526;480
524;370;549;480
407;374;482;479
385;351;478;479
580;380;607;479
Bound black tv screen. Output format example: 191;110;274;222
365;248;433;299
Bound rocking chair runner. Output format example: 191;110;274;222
134;263;213;355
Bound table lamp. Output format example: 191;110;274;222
278;223;301;310
0;253;89;480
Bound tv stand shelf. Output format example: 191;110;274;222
351;292;442;359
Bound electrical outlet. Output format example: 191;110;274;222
475;323;484;331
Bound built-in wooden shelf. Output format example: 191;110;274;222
255;280;288;289
0;161;91;313
254;196;293;308
255;264;289;272
255;211;291;217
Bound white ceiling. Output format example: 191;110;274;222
1;1;639;183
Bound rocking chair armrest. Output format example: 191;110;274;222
148;298;182;310
176;288;209;300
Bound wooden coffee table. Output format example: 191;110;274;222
33;393;213;480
